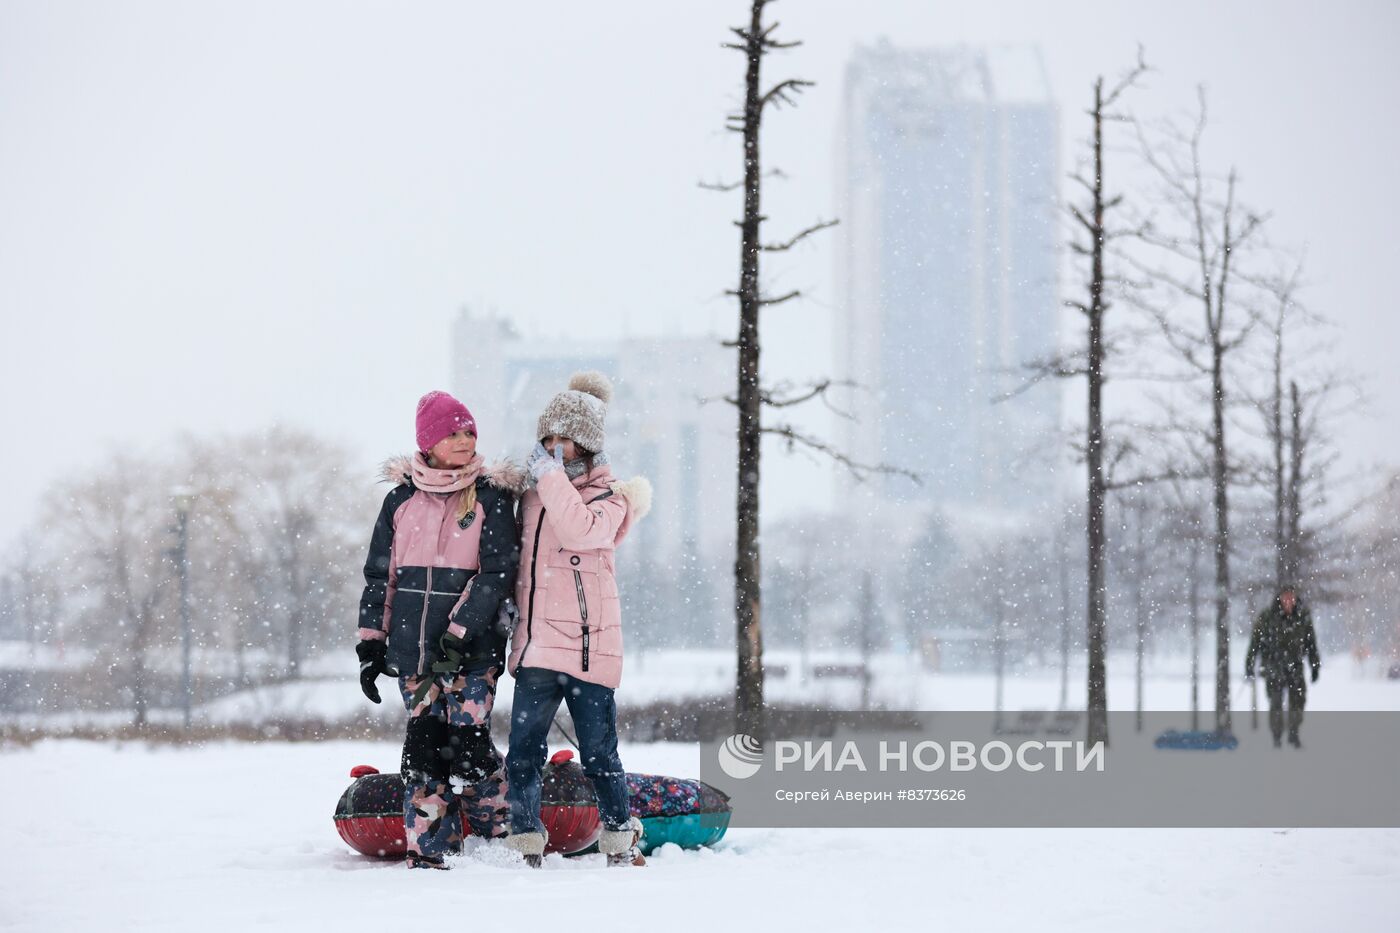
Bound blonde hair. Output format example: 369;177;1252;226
458;484;477;523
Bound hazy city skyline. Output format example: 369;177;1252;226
3;0;1397;546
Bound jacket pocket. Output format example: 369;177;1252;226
543;551;603;622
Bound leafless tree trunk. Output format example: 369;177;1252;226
1189;530;1202;731
1132;497;1146;733
714;0;910;737
858;571;876;710
1287;380;1304;583
728;0;784;738
1007;55;1146;746
1248;259;1307;590
1058;519;1072;712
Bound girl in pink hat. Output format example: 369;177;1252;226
356;390;528;869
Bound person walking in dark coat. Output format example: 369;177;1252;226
1245;586;1321;748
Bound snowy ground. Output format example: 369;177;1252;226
2;737;1398;932
3;660;1397;931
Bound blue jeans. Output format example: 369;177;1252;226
506;667;630;834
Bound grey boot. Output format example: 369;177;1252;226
505;830;548;869
598;816;645;867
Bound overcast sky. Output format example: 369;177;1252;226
2;0;1397;545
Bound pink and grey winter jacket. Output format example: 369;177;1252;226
508;465;652;689
358;457;527;677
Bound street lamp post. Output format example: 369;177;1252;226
173;488;195;729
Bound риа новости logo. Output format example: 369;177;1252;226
717;734;764;780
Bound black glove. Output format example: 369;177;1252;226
1244;661;1254;679
431;627;480;677
1311;663;1320;684
408;630;480;708
357;639;396;704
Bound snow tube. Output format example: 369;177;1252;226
333;752;731;858
543;751;732;856
1154;729;1238;750
333;765;408;857
332;755;600;858
537;749;605;854
624;768;732;855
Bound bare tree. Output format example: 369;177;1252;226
224;427;363;679
713;0;913;737
1007;53;1147;746
1131;88;1267;734
47;456;177;726
1234;258;1334;592
1345;473;1400;666
1228;254;1362;642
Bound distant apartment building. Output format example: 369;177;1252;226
451;311;737;644
835;41;1061;516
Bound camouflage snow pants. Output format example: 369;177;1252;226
397;667;509;859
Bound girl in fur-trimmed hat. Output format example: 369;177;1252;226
503;371;654;868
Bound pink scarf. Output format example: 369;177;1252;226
411;451;483;493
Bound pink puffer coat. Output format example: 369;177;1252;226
508;464;652;689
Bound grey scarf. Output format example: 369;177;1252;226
526;451;609;489
565;451;609;480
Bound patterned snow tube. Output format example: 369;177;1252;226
624;769;732;855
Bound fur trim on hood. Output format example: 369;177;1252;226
379;455;414;487
609;476;653;522
378;455;528;495
483;459;530;496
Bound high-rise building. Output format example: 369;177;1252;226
835;41;1060;516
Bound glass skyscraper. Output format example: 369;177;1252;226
835;41;1060;515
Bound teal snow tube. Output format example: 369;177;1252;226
546;753;733;855
636;810;731;855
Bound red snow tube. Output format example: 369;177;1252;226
333;766;409;857
332;752;603;858
538;749;603;854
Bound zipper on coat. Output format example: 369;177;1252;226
417;565;433;675
572;569;589;623
573;568;590;672
516;508;547;673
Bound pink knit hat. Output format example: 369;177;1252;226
415;391;477;451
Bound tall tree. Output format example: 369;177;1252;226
713;0;911;737
1006;53;1147;745
47;456;177;726
1133;89;1266;734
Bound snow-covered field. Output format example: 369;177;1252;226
2;660;1397;931
11;647;1391;733
1;737;1397;932
186;648;1400;730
